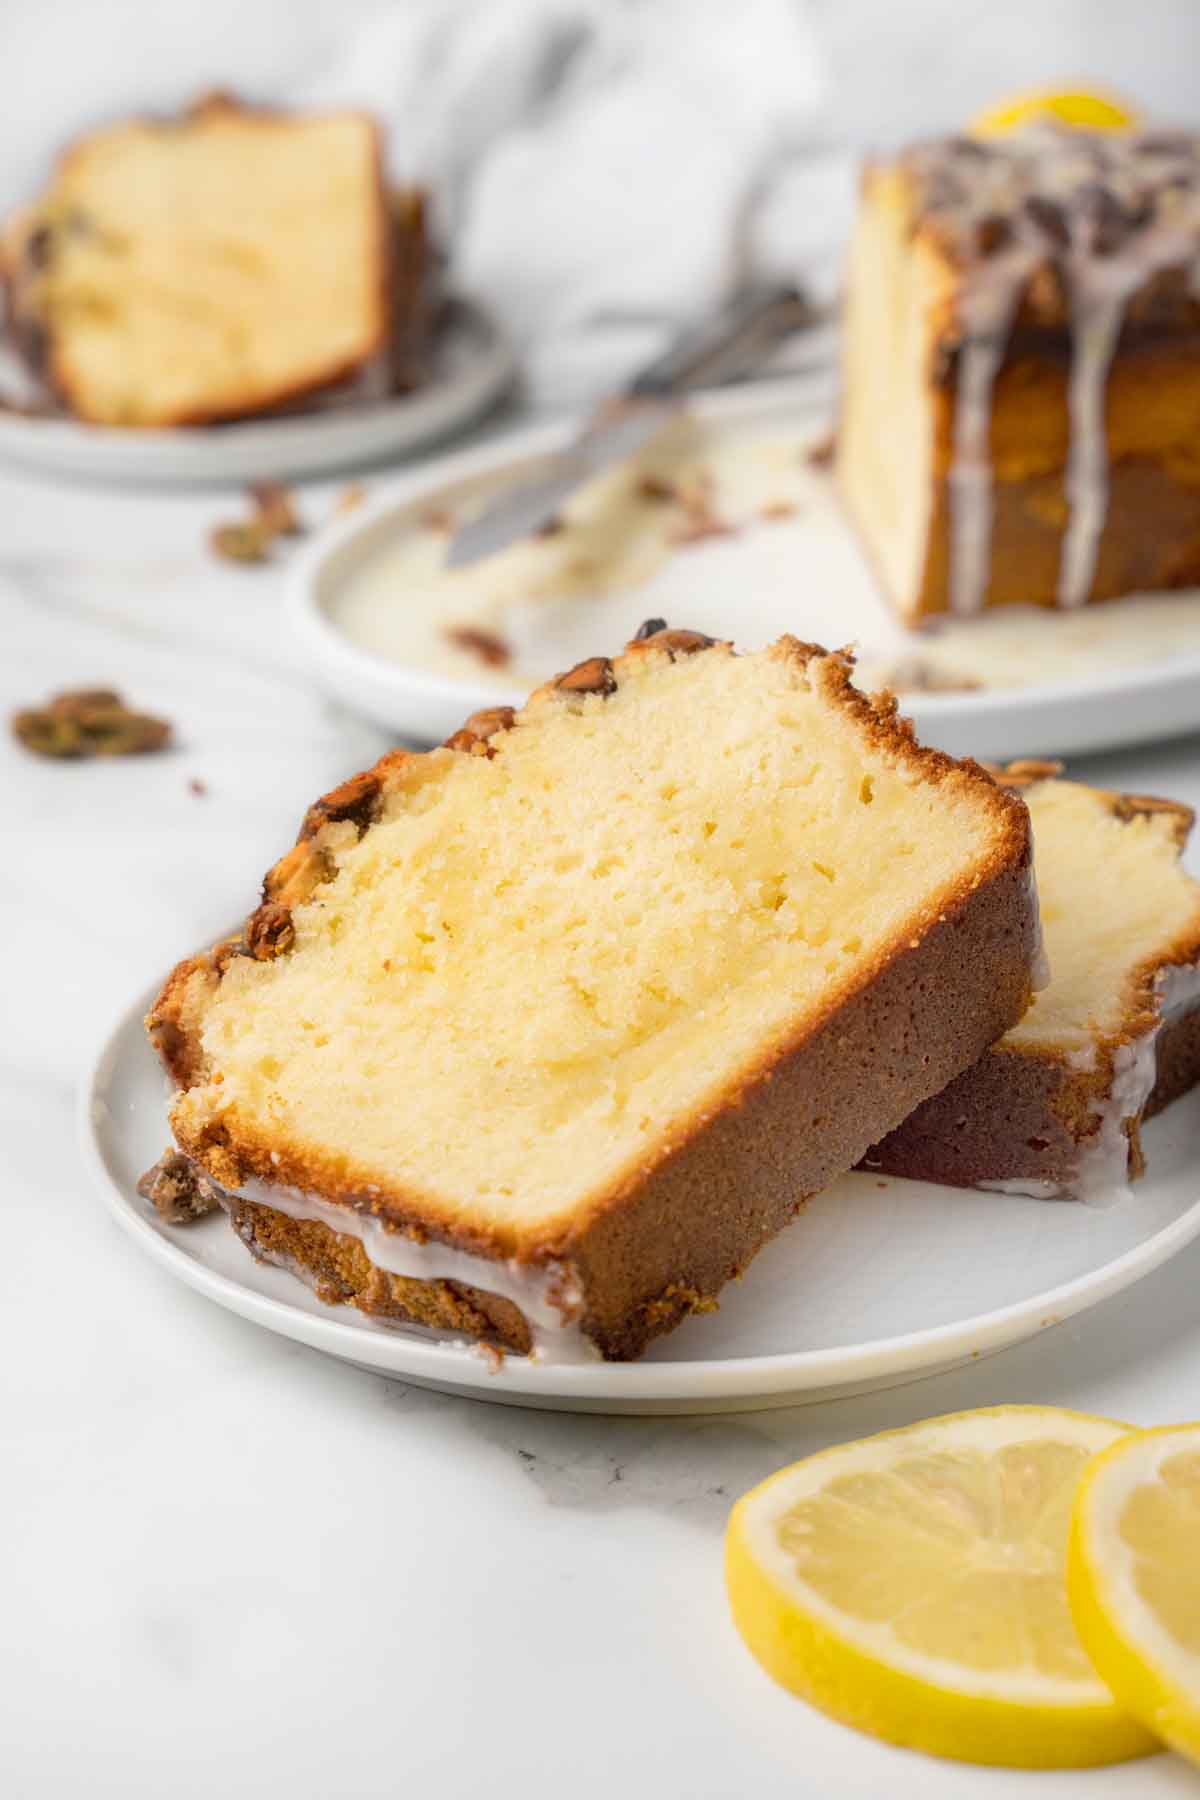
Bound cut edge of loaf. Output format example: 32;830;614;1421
4;92;397;428
147;630;1038;1359
863;761;1200;1200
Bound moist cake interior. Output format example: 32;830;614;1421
1007;781;1200;1053
173;649;1008;1234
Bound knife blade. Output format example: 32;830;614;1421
445;282;820;569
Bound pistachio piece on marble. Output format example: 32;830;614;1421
12;688;172;758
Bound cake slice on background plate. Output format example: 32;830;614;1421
146;629;1039;1362
836;123;1200;624
864;762;1200;1202
1;94;407;426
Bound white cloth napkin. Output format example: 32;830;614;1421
297;0;853;407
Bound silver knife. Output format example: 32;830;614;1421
445;281;821;568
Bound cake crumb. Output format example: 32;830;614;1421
670;515;737;547
336;482;368;517
210;518;275;564
873;657;982;695
636;473;677;503
668;469;737;546
760;499;798;521
211;479;303;564
137;1150;221;1224
187;776;209;798
444;625;512;669
249;479;303;537
419;503;453;533
805;434;835;468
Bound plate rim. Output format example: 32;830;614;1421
283;376;1200;743
0;297;516;485
81;981;1200;1409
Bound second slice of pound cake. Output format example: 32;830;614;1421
146;631;1038;1361
2;95;398;426
864;763;1200;1202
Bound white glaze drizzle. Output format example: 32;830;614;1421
948;246;1040;616
1058;191;1200;606
1057;273;1139;607
979;1176;1062;1200
226;1175;599;1365
986;959;1200;1206
1067;1028;1163;1210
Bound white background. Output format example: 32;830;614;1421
3;0;1199;205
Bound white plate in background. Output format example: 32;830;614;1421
287;378;1200;761
0;300;515;487
84;984;1200;1416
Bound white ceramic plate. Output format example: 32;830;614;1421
0;300;514;486
286;377;1200;762
83;983;1200;1416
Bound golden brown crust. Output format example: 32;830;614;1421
982;758;1064;789
441;706;517;756
298;767;385;841
867;778;1200;1193
147;630;1037;1358
224;1194;532;1355
6;94;407;428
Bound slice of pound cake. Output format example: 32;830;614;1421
865;763;1200;1202
146;631;1038;1361
2;95;397;426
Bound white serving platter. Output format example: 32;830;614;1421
0;300;514;486
83;984;1200;1416
286;377;1200;762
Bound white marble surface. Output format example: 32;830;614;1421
6;440;1200;1799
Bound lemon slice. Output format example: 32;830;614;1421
1069;1422;1200;1765
971;88;1138;137
726;1406;1157;1768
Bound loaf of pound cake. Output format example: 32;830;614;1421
1;94;425;427
837;124;1200;623
145;629;1039;1362
864;763;1200;1202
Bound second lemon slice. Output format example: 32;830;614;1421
726;1406;1157;1767
1069;1422;1200;1766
